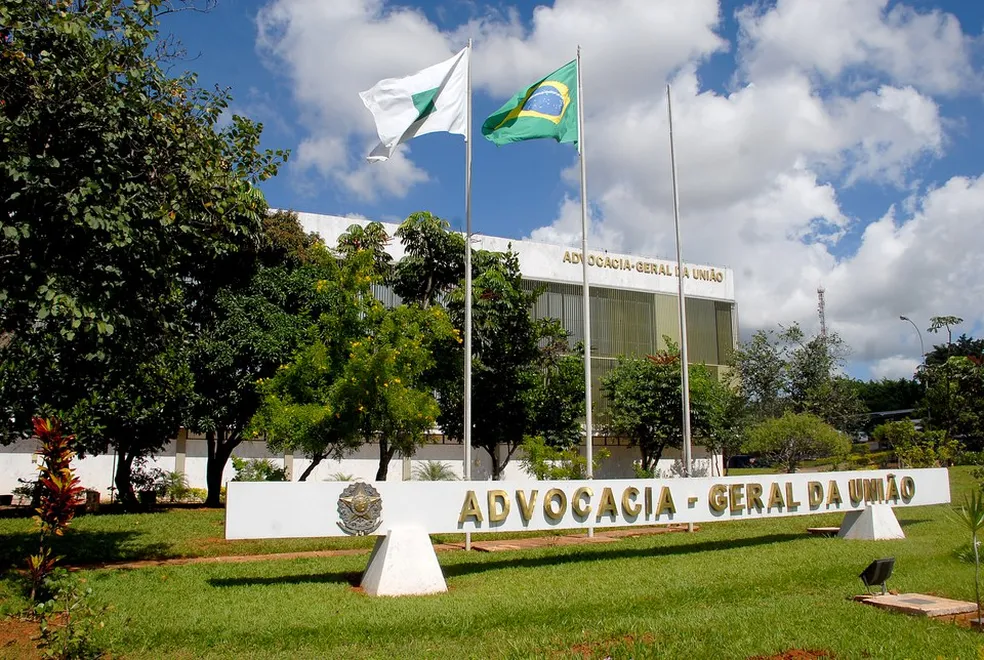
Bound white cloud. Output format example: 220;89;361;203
737;0;979;95
869;356;921;380
256;0;456;199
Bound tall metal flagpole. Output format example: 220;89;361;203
463;40;474;551
666;84;692;479
577;47;594;502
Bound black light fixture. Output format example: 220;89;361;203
859;557;895;595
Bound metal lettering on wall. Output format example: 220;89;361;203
561;251;726;283
226;469;949;540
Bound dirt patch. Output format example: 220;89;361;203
563;633;657;659
748;650;834;660
0;616;40;660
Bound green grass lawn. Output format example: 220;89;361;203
2;468;983;658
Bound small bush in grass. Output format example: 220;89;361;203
34;571;106;660
520;436;609;480
326;473;353;481
231;457;287;481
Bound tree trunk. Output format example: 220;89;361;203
114;448;138;511
205;428;240;507
489;446;503;481
376;437;396;481
298;452;325;482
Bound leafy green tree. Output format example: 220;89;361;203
743;412;850;473
333;303;456;480
0;0;285;504
734;325;867;434
439;249;585;479
602;344;720;473
255;223;457;480
188;211;331;506
850;378;923;413
391;212;466;308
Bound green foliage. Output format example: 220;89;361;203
158;471;190;503
602;343;721;473
231;457;286;482
412;461;458;481
188;211;334;504
519;436;608;480
733;325;868;435
34;571;106;660
874;419;961;468
327;473;354;482
743;412;850;473
950;490;984;622
392;212;466;307
440;248;585;479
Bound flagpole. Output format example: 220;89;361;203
577;46;594;531
463;39;473;552
666;84;692;480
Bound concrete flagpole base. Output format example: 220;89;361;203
361;526;448;597
838;504;905;540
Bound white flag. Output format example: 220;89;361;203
360;47;469;163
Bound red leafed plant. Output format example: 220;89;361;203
27;417;84;600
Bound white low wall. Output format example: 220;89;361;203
0;433;721;499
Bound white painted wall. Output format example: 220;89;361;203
0;435;721;499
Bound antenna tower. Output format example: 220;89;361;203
817;287;827;340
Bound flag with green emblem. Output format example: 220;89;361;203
360;47;469;162
481;60;578;149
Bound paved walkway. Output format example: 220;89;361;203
72;525;697;571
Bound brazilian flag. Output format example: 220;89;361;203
482;60;578;148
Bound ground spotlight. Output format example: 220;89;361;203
859;557;895;595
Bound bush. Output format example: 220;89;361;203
520;436;608;480
34;571;106;660
412;461;458;481
231;457;286;482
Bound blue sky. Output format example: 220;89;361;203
163;0;984;379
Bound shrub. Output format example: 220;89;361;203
34;571;106;660
231;457;286;482
28;418;84;601
412;461;458;481
326;473;353;482
520;436;608;480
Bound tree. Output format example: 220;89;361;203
733;324;867;434
0;0;286;503
602;344;720;474
850;378;923;413
391;212;465;308
254;222;457;481
924;316;966;438
743;412;850;473
188;211;331;506
438;249;585;479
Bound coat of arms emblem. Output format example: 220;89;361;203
337;481;383;536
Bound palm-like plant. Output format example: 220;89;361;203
412;461;458;481
953;490;984;625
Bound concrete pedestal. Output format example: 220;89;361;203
361;526;448;597
838;504;905;540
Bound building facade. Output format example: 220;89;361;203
0;212;737;498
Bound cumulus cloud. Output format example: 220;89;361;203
737;0;980;96
255;0;455;198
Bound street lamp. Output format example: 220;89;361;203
900;315;930;427
899;316;925;359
